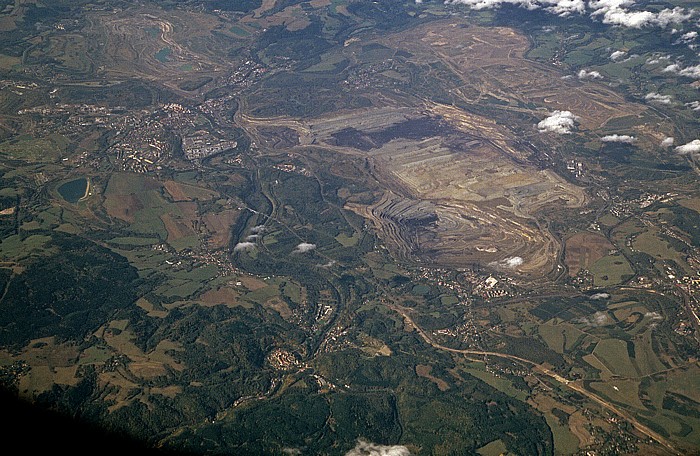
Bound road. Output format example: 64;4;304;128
385;301;682;455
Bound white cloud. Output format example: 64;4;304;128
489;256;524;269
662;63;700;79
653;7;695;28
438;1;695;28
644;92;672;104
676;65;700;78
294;242;317;253
579;310;611;326
537;110;579;134
589;292;610;300
503;256;524;268
601;134;636;143
317;260;337;268
662;63;681;73
592;8;655;28
685;101;700;111
234;242;256;252
345;440;411;456
610;50;626;60
590;2;693;28
678;31;698;43
546;0;586;16
442;0;585;16
578;69;603;79
646;54;671;65
644;311;663;320
675;139;700;154
660;137;674;148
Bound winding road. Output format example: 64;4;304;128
385;300;681;455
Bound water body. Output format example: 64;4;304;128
155;47;172;63
57;178;87;203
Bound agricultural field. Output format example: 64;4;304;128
564;232;614;277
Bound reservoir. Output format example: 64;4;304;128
57;177;88;203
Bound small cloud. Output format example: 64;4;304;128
436;2;694;29
580;311;612;327
644;311;663;320
250;225;266;234
601;134;636;144
663;63;700;78
675;139;700;154
234;242;256;252
674;31;698;45
294;242;317;253
644;92;672;104
591;5;693;28
685;101;700;111
646;54;671;65
661;137;675;148
503;256;523;268
537;110;579;134
317;260;336;268
578;69;603;80
489;256;524;269
589;292;610;300
610;50;626;60
662;63;681;73
678;65;700;78
345;439;412;456
653;8;695;28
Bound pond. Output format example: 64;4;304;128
57;177;88;203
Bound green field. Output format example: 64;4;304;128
0;234;55;259
477;439;509;456
589;253;634;286
108;236;161;246
538;322;587;354
335;231;360;247
633;229;690;273
0;134;69;162
460;361;529;402
632;330;666;376
589;379;645;409
592;339;637;377
229;25;250;37
542;413;580;456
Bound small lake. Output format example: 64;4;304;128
57;177;88;203
155;47;172;62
